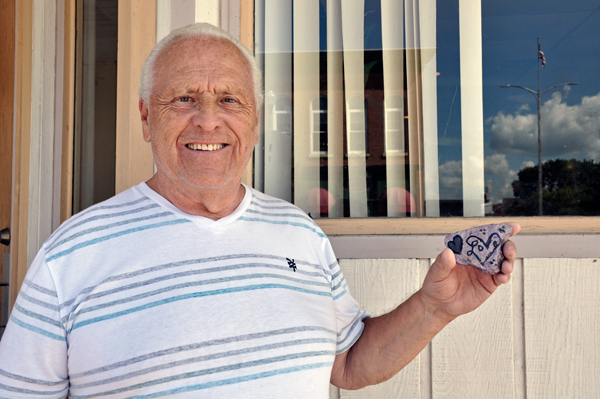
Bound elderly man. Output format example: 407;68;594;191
0;23;519;398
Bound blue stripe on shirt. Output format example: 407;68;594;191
47;211;173;252
124;362;334;399
70;284;332;332
69;352;334;399
46;219;191;262
10;315;65;342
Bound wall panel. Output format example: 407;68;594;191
338;259;424;398
524;258;600;398
431;269;515;398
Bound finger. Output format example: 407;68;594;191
493;271;511;286
500;257;514;275
429;248;457;282
502;240;517;261
506;222;521;237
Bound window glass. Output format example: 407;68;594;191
481;1;600;216
254;0;600;218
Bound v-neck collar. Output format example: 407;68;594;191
135;182;252;230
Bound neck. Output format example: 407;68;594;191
146;175;246;220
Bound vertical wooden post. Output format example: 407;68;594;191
0;0;15;317
115;1;157;194
12;0;33;308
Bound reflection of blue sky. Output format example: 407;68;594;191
313;0;600;206
436;0;600;203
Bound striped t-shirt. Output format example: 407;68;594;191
0;183;368;398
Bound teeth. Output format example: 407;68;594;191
187;144;224;151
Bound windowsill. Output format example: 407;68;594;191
314;216;600;236
328;233;600;259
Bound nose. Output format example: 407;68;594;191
191;100;223;132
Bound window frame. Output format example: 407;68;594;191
236;2;600;240
313;216;600;236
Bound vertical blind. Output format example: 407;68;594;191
254;0;485;218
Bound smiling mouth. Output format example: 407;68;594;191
186;144;225;151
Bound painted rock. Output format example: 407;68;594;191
444;223;513;275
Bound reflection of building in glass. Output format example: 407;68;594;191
346;96;368;155
274;96;292;133
310;96;328;154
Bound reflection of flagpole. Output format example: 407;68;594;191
537;37;542;216
500;38;578;216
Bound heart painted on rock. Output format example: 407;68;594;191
443;223;513;275
447;235;463;254
465;233;502;266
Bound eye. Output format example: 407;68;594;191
178;96;191;102
222;96;237;104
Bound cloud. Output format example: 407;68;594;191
489;90;600;160
484;154;518;203
438;159;462;199
485;153;509;174
440;156;534;203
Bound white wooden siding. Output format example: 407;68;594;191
328;257;599;398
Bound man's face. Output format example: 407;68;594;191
140;37;258;194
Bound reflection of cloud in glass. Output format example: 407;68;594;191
442;155;535;204
488;90;600;160
439;160;462;200
484;154;518;203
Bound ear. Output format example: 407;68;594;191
139;98;151;143
253;112;260;145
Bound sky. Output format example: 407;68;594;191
436;0;600;205
280;0;600;214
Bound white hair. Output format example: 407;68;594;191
139;23;263;108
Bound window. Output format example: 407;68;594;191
310;96;328;154
346;97;368;155
384;95;406;155
254;0;600;221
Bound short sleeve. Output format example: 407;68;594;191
0;249;69;398
322;239;370;354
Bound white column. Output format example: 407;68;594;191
254;0;265;192
327;0;344;218
341;0;368;218
420;0;440;217
381;0;407;217
405;0;424;216
263;0;293;202
156;0;171;41
459;0;485;217
195;0;220;26
293;0;320;216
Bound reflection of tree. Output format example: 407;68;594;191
504;159;600;216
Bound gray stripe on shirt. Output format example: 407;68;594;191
71;338;336;389
60;254;323;310
66;272;330;323
70;326;336;378
0;368;66;386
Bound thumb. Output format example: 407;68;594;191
429;248;457;282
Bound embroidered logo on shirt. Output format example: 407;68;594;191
286;258;297;272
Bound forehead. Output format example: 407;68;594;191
152;36;253;96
